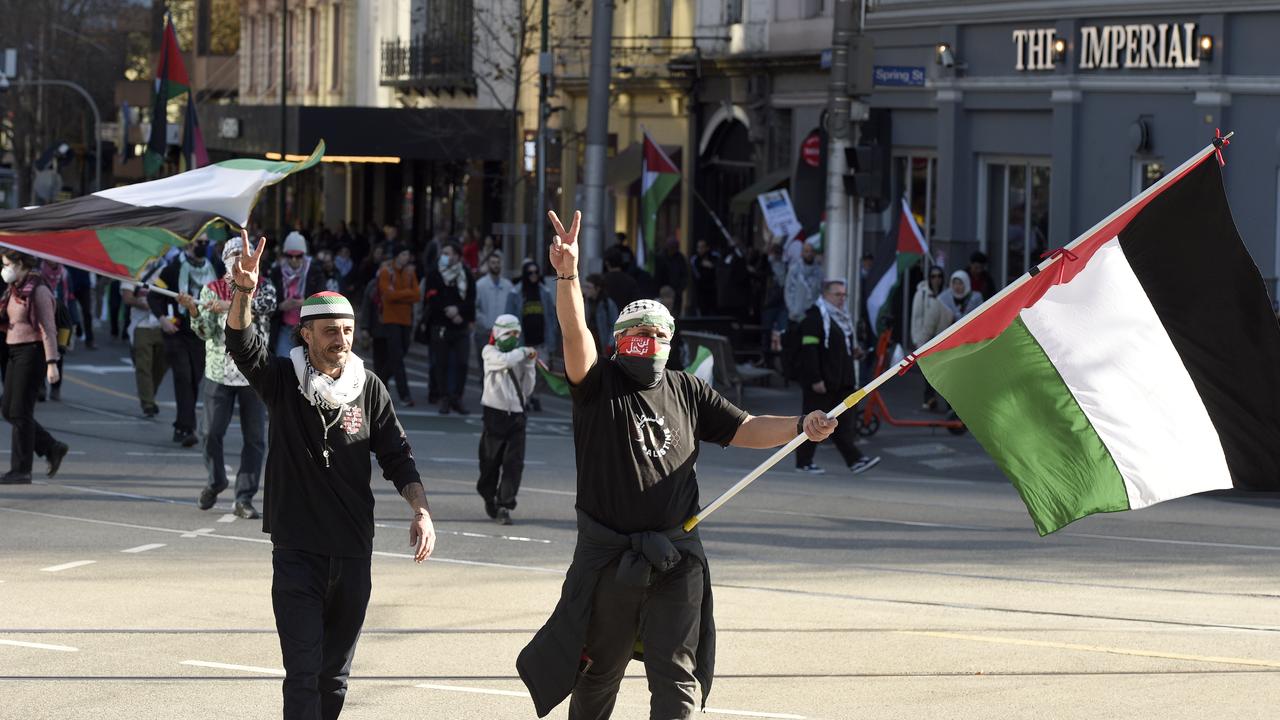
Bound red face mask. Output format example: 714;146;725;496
616;334;670;359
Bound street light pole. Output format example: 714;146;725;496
534;0;551;263
7;78;101;193
580;0;614;273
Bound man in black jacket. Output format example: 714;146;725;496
518;210;838;720
148;238;224;446
223;233;437;720
795;279;881;475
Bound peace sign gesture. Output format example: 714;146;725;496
232;229;268;290
547;210;581;278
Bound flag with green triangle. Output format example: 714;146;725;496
536;359;570;397
144;15;192;177
638;129;680;272
866;196;928;332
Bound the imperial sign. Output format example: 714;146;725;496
1014;22;1201;71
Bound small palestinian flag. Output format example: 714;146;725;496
916;141;1280;535
536;359;570;397
685;345;714;384
638;129;679;272
866;196;928;334
0;143;324;282
145;14;192;177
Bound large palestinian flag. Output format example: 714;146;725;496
0;143;324;281
914;142;1280;535
865;196;928;333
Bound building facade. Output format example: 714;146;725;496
862;0;1280;297
203;0;515;245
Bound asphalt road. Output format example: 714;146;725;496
1;339;1278;719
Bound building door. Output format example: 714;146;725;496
979;157;1051;288
696;119;754;247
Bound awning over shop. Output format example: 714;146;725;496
201;104;513;162
728;168;790;215
606;141;682;189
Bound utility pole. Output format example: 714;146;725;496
824;0;860;286
277;0;288;238
534;0;551;263
579;0;614;273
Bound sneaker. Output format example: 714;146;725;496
142;404;159;419
438;400;450;415
795;464;826;475
180;431;199;448
495;507;513;526
0;471;32;485
849;456;882;475
46;441;69;478
400;396;416;408
197;487;219;511
450;398;470;416
484;500;498;520
234;502;261;520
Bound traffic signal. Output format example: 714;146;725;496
843;144;884;200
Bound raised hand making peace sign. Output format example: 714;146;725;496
232;228;268;291
547;210;581;278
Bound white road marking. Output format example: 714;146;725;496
431;477;575;497
414;683;528;697
62;364;136;375
121;543;166;554
180;660;284;675
125;452;203;458
375;523;555;545
370;550;562;574
35;481;191;506
920;456;995;470
180;528;215;539
705;709;806;720
217;514;237;523
40;560;96;573
883;443;955;458
0;639;78;652
0;450;86;455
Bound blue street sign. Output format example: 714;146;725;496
872;65;926;87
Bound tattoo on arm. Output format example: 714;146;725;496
228;290;253;330
400;481;429;514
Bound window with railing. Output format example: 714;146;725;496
380;0;475;92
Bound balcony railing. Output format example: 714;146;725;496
380;1;475;95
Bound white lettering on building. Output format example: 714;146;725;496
1017;22;1200;71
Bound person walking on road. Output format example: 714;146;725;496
795;279;881;476
910;267;954;412
150;236;223;447
473;250;516;376
185;236;277;519
377;245;422;406
518;210;839;720
0;251;69;484
270;231;319;358
425;242;475;415
477;313;535;525
122;259;169;418
224;233;437;720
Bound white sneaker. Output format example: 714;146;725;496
795;464;826;475
850;456;881;475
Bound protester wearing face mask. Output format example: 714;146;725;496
0;251;70;484
149;235;225;447
518;210;839;719
270;231;319;358
182;236;278;519
911;267;954;412
377;245;422;406
477;314;536;525
424;242;476;415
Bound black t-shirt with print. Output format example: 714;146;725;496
570;359;748;534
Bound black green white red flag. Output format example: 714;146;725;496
0;143;324;282
915;142;1280;535
638;129;680;272
145;15;192;177
865;196;928;332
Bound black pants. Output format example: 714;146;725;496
796;386;864;468
430;331;469;401
272;549;372;720
2;343;56;474
384;323;412;401
165;332;205;433
569;554;704;720
477;406;525;510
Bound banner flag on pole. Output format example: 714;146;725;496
865;196;928;333
639;128;680;272
0;143;325;282
144;14;192;177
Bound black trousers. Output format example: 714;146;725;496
384;323;412;401
272;549;372;720
2;343;56;474
569;554;704;720
477;406;526;510
795;386;864;468
430;331;469;401
165;332;205;433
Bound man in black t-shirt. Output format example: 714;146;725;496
518;210;838;720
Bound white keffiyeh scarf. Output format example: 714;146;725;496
290;346;366;410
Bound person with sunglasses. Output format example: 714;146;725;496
911;266;955;412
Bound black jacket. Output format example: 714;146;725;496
424;269;476;342
799;304;857;391
147;255;225;337
517;510;715;717
224;325;422;557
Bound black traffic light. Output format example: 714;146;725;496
843;144;884;200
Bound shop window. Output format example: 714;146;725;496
725;0;743;24
981;159;1050;287
1132;159;1165;196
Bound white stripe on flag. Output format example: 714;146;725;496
866;267;897;325
96;163;287;227
1019;238;1231;508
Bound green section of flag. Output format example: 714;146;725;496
685;345;714;383
537;362;570;397
918;316;1129;535
641;172;679;272
97;227;187;277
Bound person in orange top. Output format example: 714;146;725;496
377;246;422;406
